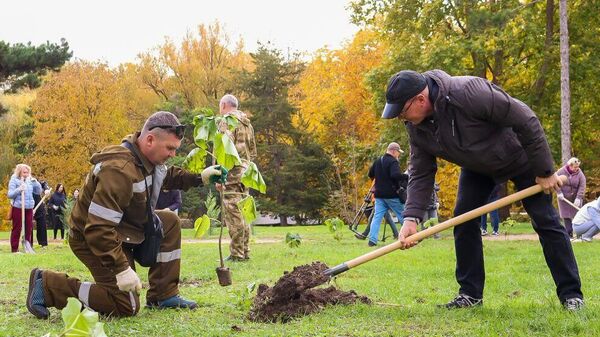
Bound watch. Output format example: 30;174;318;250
404;217;421;225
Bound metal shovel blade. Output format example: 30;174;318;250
22;239;36;254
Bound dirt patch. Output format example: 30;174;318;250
248;261;371;323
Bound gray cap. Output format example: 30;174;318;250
382;70;427;119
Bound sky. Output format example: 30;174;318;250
1;0;360;66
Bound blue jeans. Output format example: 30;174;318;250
480;194;500;232
368;198;404;244
573;220;600;239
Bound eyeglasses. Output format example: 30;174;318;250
149;124;186;139
399;96;417;118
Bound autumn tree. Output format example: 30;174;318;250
291;30;388;220
238;44;332;224
137;21;252;111
28;61;136;190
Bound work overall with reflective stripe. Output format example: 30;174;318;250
41;210;182;317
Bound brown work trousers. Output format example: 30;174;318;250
41;210;182;317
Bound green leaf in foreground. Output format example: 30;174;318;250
60;297;107;337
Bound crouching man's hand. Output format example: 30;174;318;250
116;267;142;293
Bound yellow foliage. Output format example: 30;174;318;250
27;61;134;191
0;177;12;231
435;159;460;220
137;21;252;109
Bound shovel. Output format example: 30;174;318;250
21;186;36;254
561;197;581;211
324;177;566;277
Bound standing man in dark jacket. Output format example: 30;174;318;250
26;111;223;319
366;142;408;246
382;69;583;311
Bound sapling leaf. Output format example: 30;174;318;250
214;133;241;170
237;196;258;224
194;214;211;238
183;148;207;174
241;162;267;194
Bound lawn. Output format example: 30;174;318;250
0;224;597;337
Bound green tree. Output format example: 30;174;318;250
239;44;332;225
0;39;72;93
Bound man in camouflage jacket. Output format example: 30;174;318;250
217;94;257;261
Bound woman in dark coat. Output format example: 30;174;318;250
48;183;67;240
556;157;586;237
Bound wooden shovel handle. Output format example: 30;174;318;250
337;175;567;272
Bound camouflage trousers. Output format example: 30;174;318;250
223;183;250;259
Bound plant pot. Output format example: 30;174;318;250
216;267;232;286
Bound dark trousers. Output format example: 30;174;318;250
49;209;64;239
35;213;48;246
453;168;582;301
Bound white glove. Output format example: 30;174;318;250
18;183;26;192
557;193;565;201
435;202;440;209
44;189;51;196
575;198;583;208
201;165;222;184
115;267;142;293
52;205;59;210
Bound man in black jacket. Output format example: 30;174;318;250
366;142;408;246
382;69;583;311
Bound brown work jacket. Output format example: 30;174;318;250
70;133;203;273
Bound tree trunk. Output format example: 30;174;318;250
532;0;555;108
559;0;572;164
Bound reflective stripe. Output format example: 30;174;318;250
156;249;181;263
132;175;152;193
93;163;102;176
129;291;136;313
78;282;92;307
88;201;123;224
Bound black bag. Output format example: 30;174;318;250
123;141;164;267
133;212;163;267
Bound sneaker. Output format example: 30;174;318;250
26;268;49;319
571;238;583;243
354;233;366;240
481;229;488;236
492;231;499;236
368;241;377;247
146;295;198;310
563;298;584;311
438;294;483;309
581;237;593;242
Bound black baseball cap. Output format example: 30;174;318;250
381;70;427;119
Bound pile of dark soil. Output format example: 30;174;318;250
248;261;371;323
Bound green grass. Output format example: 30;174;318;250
1;225;597;336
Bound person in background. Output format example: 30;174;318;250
366;142;407;246
48;184;67;240
216;94;257;262
7;164;42;253
355;184;399;241
480;184;501;236
33;180;51;247
556;157;586;238
156;189;182;215
422;182;440;239
72;189;80;201
571;196;600;242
